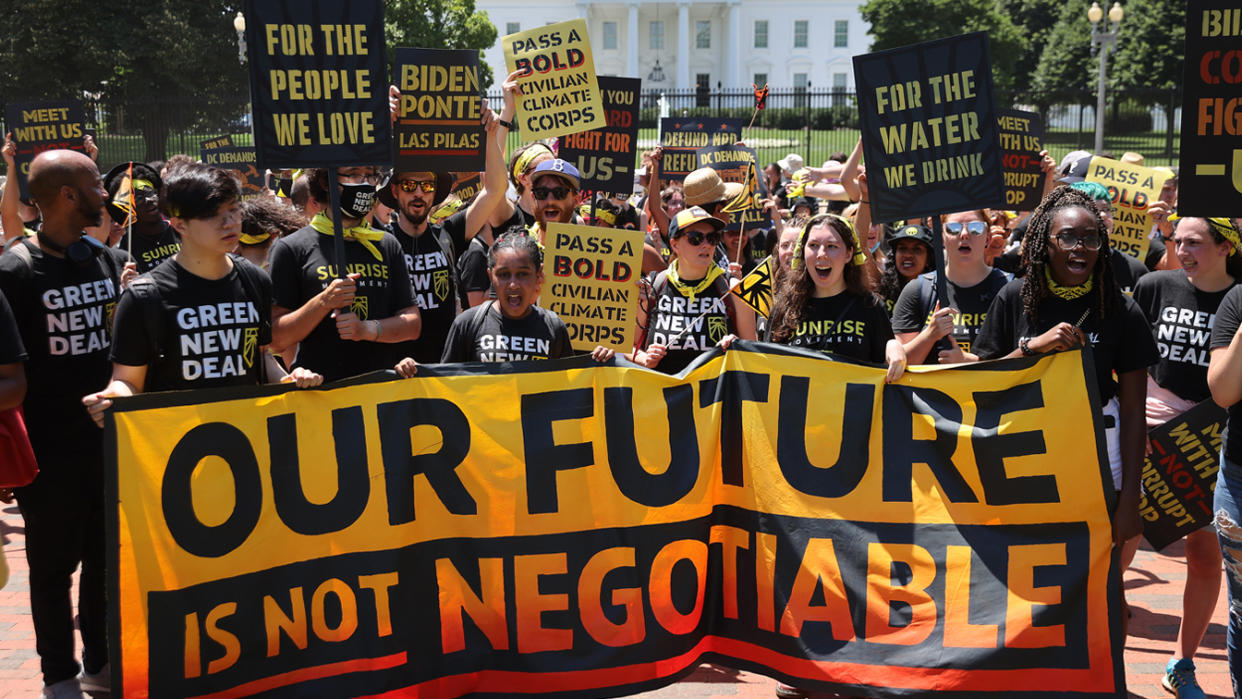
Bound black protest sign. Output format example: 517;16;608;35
451;172;482;203
201;135;235;151
392;48;484;172
1140;399;1226;551
696;144;765;232
659;118;742;181
997;108;1045;211
244;0;392;169
200;145;267;200
4;100;86;200
853;32;1004;222
558;76;640;194
1178;0;1242;216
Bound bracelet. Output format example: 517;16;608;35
372;320;383;341
498;118;518;131
1019;337;1036;356
860;199;870;204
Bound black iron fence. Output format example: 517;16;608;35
0;86;1184;176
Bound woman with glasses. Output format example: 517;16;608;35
633;207;756;373
975;186;1158;551
1071;181;1150;294
891;209;1011;364
1134;216;1240;698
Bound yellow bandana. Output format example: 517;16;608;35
310;212;385;261
1044;266;1094;300
239;232;272;245
513;143;554;182
1171;214;1242;255
666;259;725;303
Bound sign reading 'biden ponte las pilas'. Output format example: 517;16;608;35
853;32;1005;222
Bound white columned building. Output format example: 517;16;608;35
477;0;868;91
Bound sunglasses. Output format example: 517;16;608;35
1053;232;1104;251
944;221;987;236
398;179;436;193
678;229;722;247
532;186;572;200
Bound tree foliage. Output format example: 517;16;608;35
1109;0;1184;93
1004;0;1063;97
386;0;499;90
1029;0;1097;100
859;0;1023;92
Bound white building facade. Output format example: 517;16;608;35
477;0;869;91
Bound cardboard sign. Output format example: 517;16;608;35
853;32;1005;222
1178;0;1242;216
659;118;742;182
1140;399;1225;551
4;100;86;200
557;76;640;194
392;48;484;172
1085;156;1169;262
544;222;643;351
697;144;766;232
997;108;1045;211
200;145;267;200
503;18;605;140
200;135;235;151
243;0;392;169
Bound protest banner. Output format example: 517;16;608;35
997;108;1045;211
1178;0;1242;216
1085;156;1170;261
4;100;86;200
107;346;1124;698
503;18;605;140
660;118;742;181
201;135;235;151
853;33;1005;223
731;256;774;317
392;48;484;172
243;0;392;169
697;144;766;232
1140;399;1226;551
544;222;643;351
557;76;640;194
200;145;267;200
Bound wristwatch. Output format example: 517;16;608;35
1019;337;1037;356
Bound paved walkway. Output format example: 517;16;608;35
0;502;1233;698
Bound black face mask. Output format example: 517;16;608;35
339;182;377;220
276;178;293;198
37;232;106;266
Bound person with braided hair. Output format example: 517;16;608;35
975;186;1158;547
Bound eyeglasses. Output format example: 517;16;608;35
944;220;987;236
532;186;572;200
398;179;436;193
338;171;383;185
1053;231;1104;251
678;229;722;247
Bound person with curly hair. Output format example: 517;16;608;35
237;196;306;270
877;223;934;315
766;213;905;381
975;186;1158;548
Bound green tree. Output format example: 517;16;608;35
859;0;1023;92
1004;0;1063;97
1108;0;1183;100
386;0;499;91
1029;0;1096;101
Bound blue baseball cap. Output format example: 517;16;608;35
531;159;581;189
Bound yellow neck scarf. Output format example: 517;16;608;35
1045;266;1094;300
667;260;725;302
310;212;384;262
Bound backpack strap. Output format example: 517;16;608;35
8;239;33;272
229;255;272;383
434;227;470;312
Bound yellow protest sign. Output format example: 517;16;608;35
503;18;605;139
106;347;1124;698
1085;156;1170;261
544;222;643;351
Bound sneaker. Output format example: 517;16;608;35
80;662;110;693
42;677;85;699
1162;657;1207;699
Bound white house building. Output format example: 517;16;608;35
477;0;869;91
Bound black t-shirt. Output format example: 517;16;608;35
1133;270;1234;403
1146;236;1167;271
643;272;732;374
457;207;533;296
891;268;1010;361
110;257;273;392
441;302;571;362
1111;249;1148;295
781;291;893;363
974;279;1160;405
121;223;181;273
1208;286;1242;463
0;291;27;363
0;239;127;458
392;220;466;363
268;225;415;382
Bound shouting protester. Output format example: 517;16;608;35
877;223;935;314
0;150;132;697
106;161;181;273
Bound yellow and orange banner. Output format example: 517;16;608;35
107;345;1124;698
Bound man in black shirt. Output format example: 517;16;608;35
106;162;180;273
0;149;130;697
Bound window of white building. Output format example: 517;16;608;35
754;20;768;48
603;21;617;49
650;21;664;50
794;20;808;48
696;20;710;49
834;20;849;48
